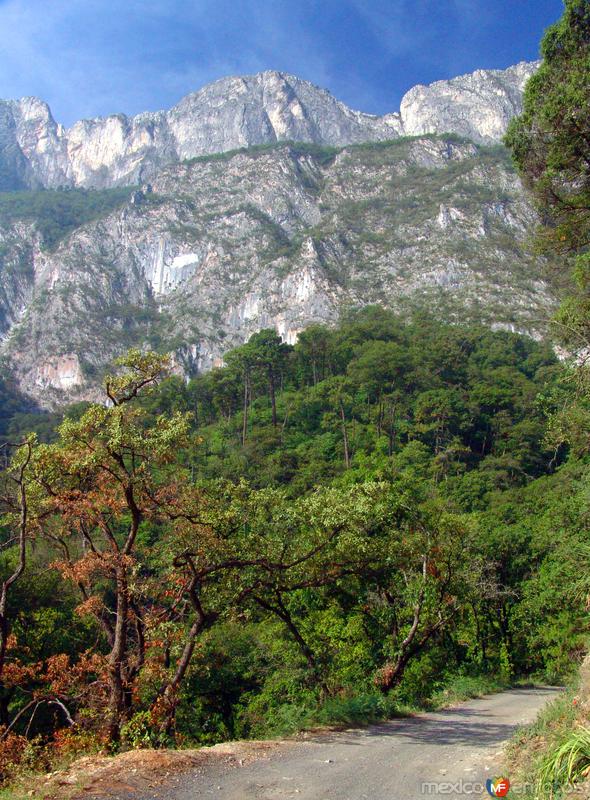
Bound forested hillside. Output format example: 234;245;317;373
0;310;586;782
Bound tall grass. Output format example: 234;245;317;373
428;674;510;709
537;725;590;798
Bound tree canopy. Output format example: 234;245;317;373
506;0;590;349
0;307;586;783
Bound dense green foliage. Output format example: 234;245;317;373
127;312;556;500
0;366;61;451
0;311;586;779
506;0;590;348
0;370;27;447
502;5;590;796
141;312;586;684
0;187;134;250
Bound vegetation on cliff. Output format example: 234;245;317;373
0;187;134;250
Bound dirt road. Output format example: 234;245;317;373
113;687;559;800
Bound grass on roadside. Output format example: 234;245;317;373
427;674;512;710
255;673;520;739
538;725;590;796
504;680;586;799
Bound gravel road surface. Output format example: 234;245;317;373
128;686;559;800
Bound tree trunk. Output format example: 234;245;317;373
107;564;129;743
339;400;350;469
0;693;10;727
379;614;453;693
253;593;326;691
378;558;427;693
154;559;218;737
269;367;277;427
387;403;397;456
377;395;383;438
242;371;249;445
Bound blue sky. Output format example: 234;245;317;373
0;0;563;126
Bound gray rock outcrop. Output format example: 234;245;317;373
0;136;556;405
0;62;538;190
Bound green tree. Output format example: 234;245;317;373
346;340;410;402
506;0;590;347
224;340;257;445
506;0;590;255
246;330;293;427
413;389;468;455
294;325;334;386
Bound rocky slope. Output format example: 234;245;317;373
0;135;556;405
0;62;537;190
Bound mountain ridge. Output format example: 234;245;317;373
0;61;538;190
0;59;555;406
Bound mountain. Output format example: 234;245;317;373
0;133;556;406
0;62;537;190
0;61;558;406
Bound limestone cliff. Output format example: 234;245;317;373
0;63;538;190
0;136;556;406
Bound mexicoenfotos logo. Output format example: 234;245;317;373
486;777;510;797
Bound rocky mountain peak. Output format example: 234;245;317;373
0;60;552;405
400;60;539;142
0;61;539;190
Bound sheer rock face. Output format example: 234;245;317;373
0;136;556;406
400;62;538;142
0;62;538;189
0;61;551;406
